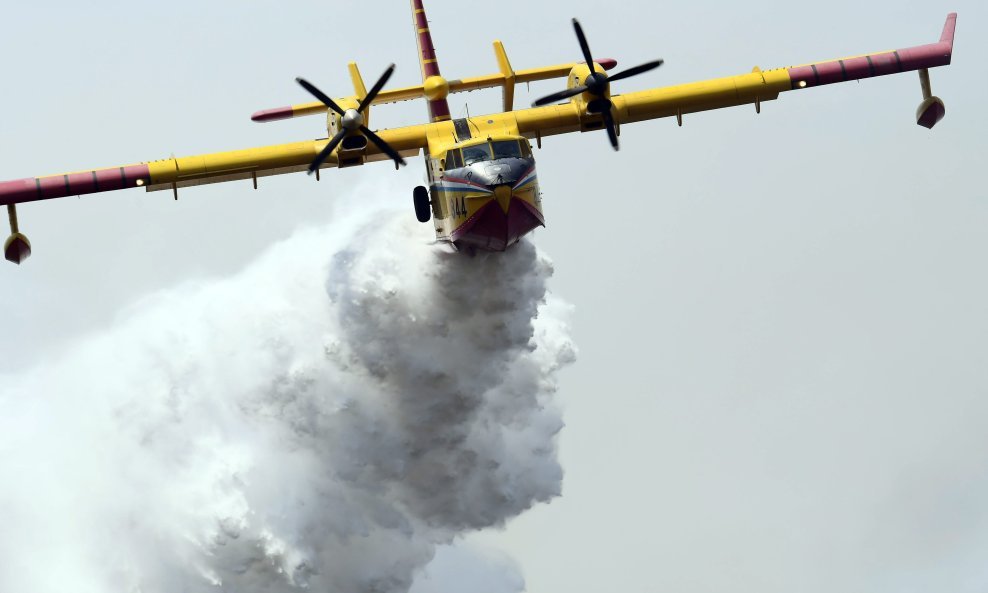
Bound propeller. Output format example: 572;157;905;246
296;64;407;173
532;19;663;150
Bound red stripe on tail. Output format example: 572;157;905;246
410;0;451;123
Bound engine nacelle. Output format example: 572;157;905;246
325;98;371;168
567;62;615;134
566;62;610;108
337;134;369;168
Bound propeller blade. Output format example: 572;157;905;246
542;18;660;149
572;19;596;72
309;130;347;175
296;77;347;116
360;126;406;168
600;104;619;151
532;85;589;107
607;59;665;83
358;63;396;113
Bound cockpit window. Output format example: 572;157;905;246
492;140;523;160
446;149;463;169
520;140;533;158
462;144;491;165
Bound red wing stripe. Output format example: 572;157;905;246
788;13;956;90
0;164;151;206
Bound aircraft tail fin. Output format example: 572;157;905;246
410;0;452;122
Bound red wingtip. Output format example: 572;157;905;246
251;106;295;123
940;13;957;49
595;58;618;71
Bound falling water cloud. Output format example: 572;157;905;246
0;190;576;593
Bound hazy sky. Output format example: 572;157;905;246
1;1;986;591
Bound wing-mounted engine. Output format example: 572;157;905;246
324;96;371;168
563;61;615;135
564;62;603;104
534;19;663;151
295;64;407;173
324;63;389;167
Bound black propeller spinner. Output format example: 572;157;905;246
532;19;664;151
296;64;407;173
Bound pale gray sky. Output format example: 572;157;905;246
1;1;986;591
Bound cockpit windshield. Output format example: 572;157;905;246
449;140;532;169
492;140;523;160
462;144;491;165
446;149;463;169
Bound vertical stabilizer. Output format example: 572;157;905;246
410;0;452;122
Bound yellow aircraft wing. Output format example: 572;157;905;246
0;126;428;206
513;12;956;142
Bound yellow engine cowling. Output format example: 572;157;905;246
325;97;371;168
567;63;610;103
567;63;614;133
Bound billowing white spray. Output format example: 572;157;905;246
0;197;575;593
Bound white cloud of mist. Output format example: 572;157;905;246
409;542;525;593
0;195;575;593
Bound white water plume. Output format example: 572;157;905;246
0;192;575;593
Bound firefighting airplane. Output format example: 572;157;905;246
0;3;957;264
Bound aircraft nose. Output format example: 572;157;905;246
493;185;512;213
